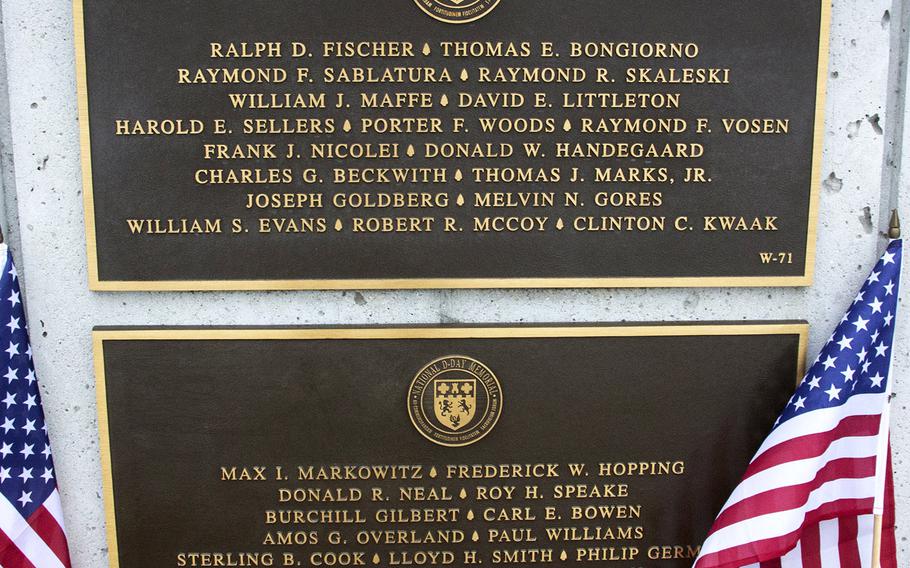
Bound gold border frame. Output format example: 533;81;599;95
74;2;830;291
93;322;808;568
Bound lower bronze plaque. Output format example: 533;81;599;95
94;324;806;567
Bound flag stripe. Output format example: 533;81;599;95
695;498;874;567
799;523;821;568
880;456;897;568
752;394;887;461
42;491;65;532
837;516;860;568
27;503;70;567
819;519;840;567
720;436;879;512
856;514;874;568
0;494;65;568
743;415;881;481
714;457;877;528
0;528;35;568
701;479;876;556
779;541;801;568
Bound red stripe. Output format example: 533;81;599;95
712;457;876;529
759;560;781;568
693;498;874;568
880;448;897;568
28;505;71;567
799;523;822;568
0;529;36;568
837;516;861;568
745;415;881;480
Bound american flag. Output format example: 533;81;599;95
695;238;902;568
0;245;70;567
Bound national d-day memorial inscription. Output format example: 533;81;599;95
76;1;828;289
94;324;806;567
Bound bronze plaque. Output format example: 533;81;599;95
76;1;828;290
94;324;806;567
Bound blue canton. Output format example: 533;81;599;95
776;239;903;429
0;250;58;518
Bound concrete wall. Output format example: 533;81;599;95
0;0;906;565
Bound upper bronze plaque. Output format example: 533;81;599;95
75;1;829;290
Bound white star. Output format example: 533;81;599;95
7;291;19;308
853;290;865;305
872;329;881;343
875;342;890;358
22;419;35;435
793;396;807;411
852;316;870;332
884;312;894;327
1;392;15;408
0;418;13;434
0;467;10;483
40;468;53;483
883;251;896;265
867;271;881;284
836;335;854;351
856;347;869;363
862;360;872;374
25;344;31;359
868;298;884;314
20;444;33;459
8;264;17;280
17;491;31;507
24;369;34;384
4;343;18;358
841;366;856;382
0;443;12;458
884;281;895;296
822;355;838;370
41;444;51;459
870;372;886;388
2;368;16;382
825;384;842;401
807;376;822;390
22;394;35;410
18;467;32;482
5;317;19;333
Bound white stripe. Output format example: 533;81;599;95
857;514;875;568
0;494;66;568
780;540;802;568
719;434;880;514
699;477;876;556
819;519;841;567
43;489;67;531
753;394;886;462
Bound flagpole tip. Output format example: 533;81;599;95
889;210;901;240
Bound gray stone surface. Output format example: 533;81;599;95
0;0;905;565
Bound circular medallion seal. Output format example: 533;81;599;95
412;0;501;24
408;355;502;447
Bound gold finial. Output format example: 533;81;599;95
889;209;901;239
